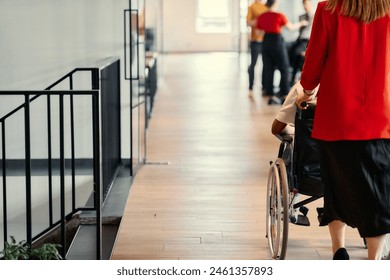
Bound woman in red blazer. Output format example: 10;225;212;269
297;0;390;260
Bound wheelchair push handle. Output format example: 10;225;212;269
295;88;316;110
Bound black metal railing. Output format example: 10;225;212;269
0;58;122;259
100;60;122;199
0;89;101;259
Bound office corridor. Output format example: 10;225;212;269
111;52;365;260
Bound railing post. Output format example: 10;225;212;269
59;93;66;258
1;121;8;245
91;68;101;259
69;75;77;212
92;69;99;90
47;95;54;226
92;91;102;260
24;94;32;247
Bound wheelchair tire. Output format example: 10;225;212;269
266;158;289;259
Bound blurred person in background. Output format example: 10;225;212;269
246;0;268;99
289;0;315;85
257;0;308;105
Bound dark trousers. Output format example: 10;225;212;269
289;38;308;84
247;41;263;90
262;33;290;97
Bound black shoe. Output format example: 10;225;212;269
316;207;324;224
268;96;282;105
333;248;349;260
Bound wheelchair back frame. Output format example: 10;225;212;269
291;104;323;198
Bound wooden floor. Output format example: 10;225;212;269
111;52;366;260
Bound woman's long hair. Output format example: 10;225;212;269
325;0;390;23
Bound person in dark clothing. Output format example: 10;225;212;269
246;0;268;99
256;0;307;105
289;0;314;85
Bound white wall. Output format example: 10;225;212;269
161;0;241;53
159;0;322;53
0;0;130;90
0;0;131;159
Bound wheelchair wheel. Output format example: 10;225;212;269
266;158;289;259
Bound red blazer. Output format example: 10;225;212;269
300;1;390;140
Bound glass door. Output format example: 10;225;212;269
125;0;146;175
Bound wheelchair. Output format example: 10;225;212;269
266;103;323;260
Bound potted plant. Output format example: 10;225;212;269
0;236;63;260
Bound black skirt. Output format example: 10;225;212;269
318;139;390;237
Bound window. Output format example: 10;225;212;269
196;0;231;33
240;0;250;33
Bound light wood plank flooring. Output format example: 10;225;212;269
111;52;366;260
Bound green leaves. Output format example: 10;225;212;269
1;236;63;260
2;236;30;260
30;243;63;260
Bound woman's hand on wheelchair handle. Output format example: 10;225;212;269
296;89;311;109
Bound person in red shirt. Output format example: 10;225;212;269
297;0;390;260
256;0;307;105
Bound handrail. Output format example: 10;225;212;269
0;59;121;259
0;68;99;122
0;89;100;259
